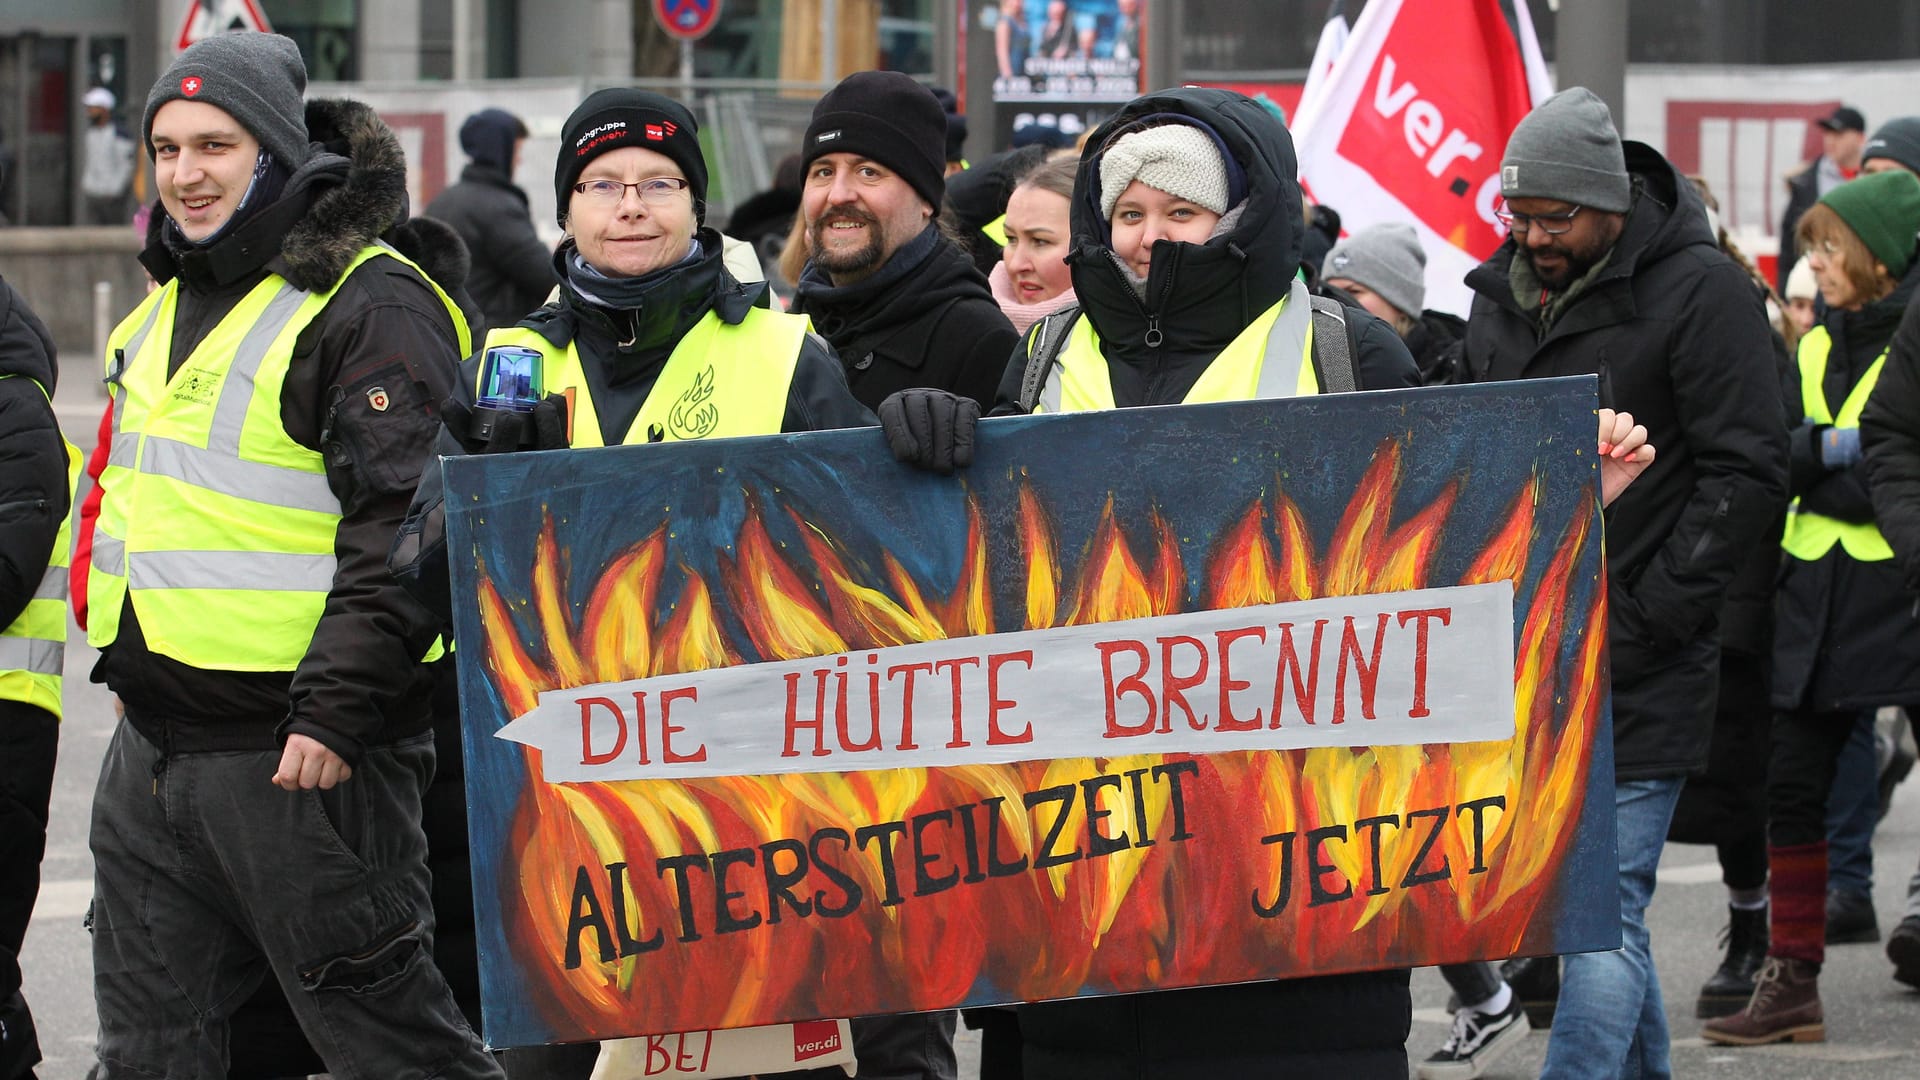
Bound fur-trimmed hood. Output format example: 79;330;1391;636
283;97;411;291
142;97;470;296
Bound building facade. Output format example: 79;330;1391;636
2;0;1914;227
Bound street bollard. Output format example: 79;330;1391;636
93;280;113;397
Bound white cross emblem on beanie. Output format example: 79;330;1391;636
182;76;202;96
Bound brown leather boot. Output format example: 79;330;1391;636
1700;956;1824;1045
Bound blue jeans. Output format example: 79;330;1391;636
1540;776;1685;1080
1825;709;1878;894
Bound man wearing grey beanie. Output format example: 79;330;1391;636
91;31;504;1079
1434;86;1790;1078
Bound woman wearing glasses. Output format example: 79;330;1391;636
1706;167;1920;1044
391;87;875;1080
402;87;872;471
444;88;872;454
388;82;906;1080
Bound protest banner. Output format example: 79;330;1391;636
446;376;1618;1049
1293;0;1553;315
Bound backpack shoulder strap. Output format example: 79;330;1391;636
1308;293;1361;394
1017;303;1082;413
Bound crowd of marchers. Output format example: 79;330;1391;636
5;28;1920;1080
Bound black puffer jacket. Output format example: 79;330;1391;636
1776;267;1920;712
1405;309;1467;386
1456;142;1790;779
98;98;470;765
394;230;876;628
993;87;1418;413
1863;289;1920;598
0;277;67;645
791;223;1018;411
991;86;1414;1080
1667;316;1793;846
425;162;556;334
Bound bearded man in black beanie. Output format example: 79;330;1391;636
789;70;1018;414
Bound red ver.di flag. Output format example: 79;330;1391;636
1294;0;1551;315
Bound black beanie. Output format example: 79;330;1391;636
803;71;947;211
1865;117;1920;177
555;89;707;226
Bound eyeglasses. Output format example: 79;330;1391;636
572;177;689;203
1494;203;1583;236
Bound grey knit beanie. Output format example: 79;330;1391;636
144;33;310;169
1323;223;1427;319
1500;88;1631;213
1099;124;1230;220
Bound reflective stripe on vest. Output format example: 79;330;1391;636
482;307;808;447
0;376;81;718
1782;325;1892;563
1034;279;1321;413
89;243;469;670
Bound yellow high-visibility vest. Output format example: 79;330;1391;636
89;243;469;670
1031;286;1323;413
0;375;80;718
1782;325;1891;563
480;306;808;446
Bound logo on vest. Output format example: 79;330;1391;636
170;365;223;405
667;365;720;440
366;386;390;411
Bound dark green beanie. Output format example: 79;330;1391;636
1819;169;1920;279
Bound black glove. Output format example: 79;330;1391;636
879;388;981;475
463;393;571;453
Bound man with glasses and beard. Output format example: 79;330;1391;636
1451;87;1788;1079
790;71;1018;413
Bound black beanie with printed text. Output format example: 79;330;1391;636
555;88;707;226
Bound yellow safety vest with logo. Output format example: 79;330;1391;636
1031;280;1324;413
0;376;81;718
89;243;470;670
480;306;809;446
1781;325;1891;563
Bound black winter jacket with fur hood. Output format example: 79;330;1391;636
100;98;473;764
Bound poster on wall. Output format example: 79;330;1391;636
445;377;1619;1048
990;0;1145;103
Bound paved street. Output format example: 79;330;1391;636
21;385;1920;1077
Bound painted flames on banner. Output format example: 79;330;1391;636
475;438;1604;1034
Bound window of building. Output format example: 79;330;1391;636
262;0;358;81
